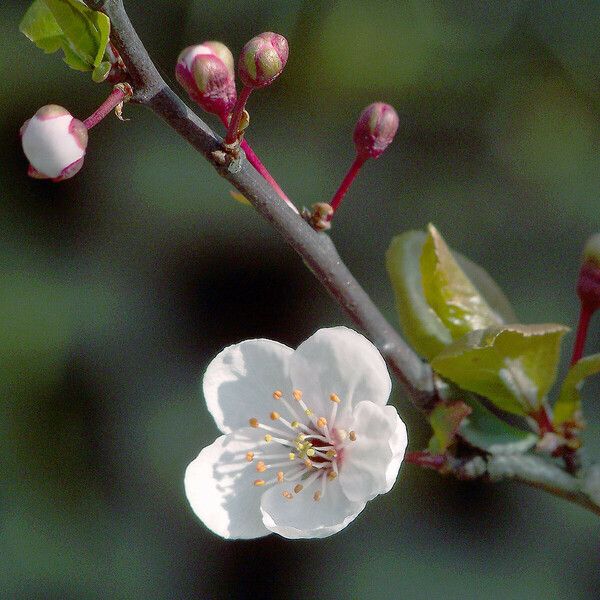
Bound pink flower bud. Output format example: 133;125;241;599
577;233;600;311
353;102;399;159
20;105;88;182
238;32;288;89
176;42;237;116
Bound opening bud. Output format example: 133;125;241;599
20;105;88;182
353;102;399;159
578;233;600;312
176;42;237;116
238;32;289;89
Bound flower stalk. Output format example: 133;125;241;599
83;83;132;129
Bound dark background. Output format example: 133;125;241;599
2;1;599;598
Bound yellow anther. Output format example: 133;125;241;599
297;434;307;441
326;450;336;458
294;484;304;493
245;452;254;462
254;479;266;486
293;389;303;401
256;461;267;473
273;390;283;400
282;491;293;499
313;490;322;502
264;434;272;443
295;441;303;451
349;430;357;441
249;418;259;428
330;393;341;403
288;452;296;460
270;411;280;420
305;409;313;416
306;448;316;457
317;417;327;428
277;471;284;482
291;420;300;428
327;471;337;481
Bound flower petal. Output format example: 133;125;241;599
260;478;365;539
339;401;406;502
289;327;392;426
184;428;270;539
203;339;293;433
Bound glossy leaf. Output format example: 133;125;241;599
428;401;472;454
420;224;503;339
386;229;516;359
20;0;110;74
554;353;600;425
431;324;569;416
459;395;537;453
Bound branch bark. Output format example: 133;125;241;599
82;0;600;518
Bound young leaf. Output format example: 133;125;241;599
420;224;503;339
386;228;516;359
554;353;600;425
427;401;472;454
20;0;110;75
431;324;569;416
459;395;537;454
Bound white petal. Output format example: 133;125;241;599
289;327;392;426
22;115;85;178
203;339;293;433
184;428;270;539
338;401;406;502
260;477;365;539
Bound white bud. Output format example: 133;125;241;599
21;105;88;181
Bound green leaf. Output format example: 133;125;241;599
428;401;472;454
20;0;110;75
459;395;537;453
420;224;503;339
431;324;569;416
554;353;600;425
386;228;516;360
92;60;111;82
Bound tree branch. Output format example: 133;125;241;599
82;0;600;517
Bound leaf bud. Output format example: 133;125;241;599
353;102;399;159
577;233;600;311
238;32;288;89
20;105;88;182
176;42;237;116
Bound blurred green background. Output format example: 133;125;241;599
2;1;599;598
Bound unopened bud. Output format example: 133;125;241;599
353;102;399;159
238;32;288;89
20;105;88;182
176;42;236;116
578;233;600;311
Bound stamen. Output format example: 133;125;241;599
330;393;341;403
294;484;304;493
317;417;328;428
256;461;267;473
245;452;254;462
327;470;337;481
273;390;283;400
270;411;280;420
249;418;259;428
313;490;322;501
304;458;313;469
329;394;340;428
349;431;357;442
254;479;266;486
292;389;303;401
282;491;293;499
264;434;272;443
277;471;284;482
289;452;296;460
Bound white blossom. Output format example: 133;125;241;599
185;327;408;539
21;104;88;181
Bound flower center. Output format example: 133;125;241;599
246;389;357;502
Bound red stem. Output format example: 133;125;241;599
218;113;296;212
571;302;593;366
83;86;127;129
405;451;447;471
328;154;367;217
224;86;252;145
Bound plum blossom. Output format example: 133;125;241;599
184;327;408;539
20;104;88;181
